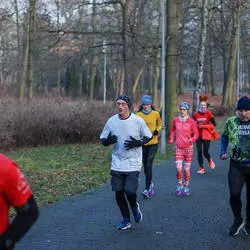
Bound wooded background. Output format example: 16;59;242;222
0;0;249;126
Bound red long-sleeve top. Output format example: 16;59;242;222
193;110;215;140
169;116;199;149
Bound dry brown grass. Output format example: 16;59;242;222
0;97;115;150
0;94;234;150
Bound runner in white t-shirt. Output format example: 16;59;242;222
100;94;152;230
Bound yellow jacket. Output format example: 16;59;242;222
136;110;162;145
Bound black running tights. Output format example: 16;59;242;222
115;191;137;220
196;137;211;167
142;144;158;189
228;162;250;222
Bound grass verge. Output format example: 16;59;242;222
5;115;226;209
5;144;174;208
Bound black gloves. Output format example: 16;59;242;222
153;130;158;136
0;238;6;250
0;237;14;250
101;132;117;146
124;136;142;150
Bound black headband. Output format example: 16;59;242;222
116;95;132;108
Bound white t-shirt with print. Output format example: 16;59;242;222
100;113;152;172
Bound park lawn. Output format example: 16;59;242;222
5;143;174;207
4;116;226;210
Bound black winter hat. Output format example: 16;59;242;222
116;94;132;108
237;96;250;110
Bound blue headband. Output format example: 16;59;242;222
179;102;190;110
141;95;152;105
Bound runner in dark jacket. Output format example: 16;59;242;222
220;96;250;237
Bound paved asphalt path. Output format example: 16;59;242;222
16;141;250;250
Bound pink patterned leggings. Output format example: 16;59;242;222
174;146;194;187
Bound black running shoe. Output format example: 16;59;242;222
229;219;244;236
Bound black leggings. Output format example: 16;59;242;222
115;191;137;220
142;144;158;189
196;137;211;167
228;161;250;223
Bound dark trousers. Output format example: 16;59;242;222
115;191;137;220
110;171;139;220
196;137;211;167
228;161;250;224
142;144;158;190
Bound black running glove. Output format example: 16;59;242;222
124;136;143;150
0;237;15;250
153;130;159;136
101;132;117;146
0;237;7;250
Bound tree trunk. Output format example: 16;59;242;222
241;26;250;91
148;64;153;97
221;47;228;105
178;0;188;96
90;62;97;101
153;50;160;108
89;0;97;100
132;67;144;97
165;0;178;133
193;0;209;112
56;51;61;97
14;0;22;94
120;67;125;95
121;1;128;94
27;0;36;102
20;41;29;101
178;63;184;95
56;0;61;97
209;42;216;96
221;5;239;109
208;0;216;96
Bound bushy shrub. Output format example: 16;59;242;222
0;98;115;150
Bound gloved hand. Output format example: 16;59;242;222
153;130;159;136
0;237;6;250
102;132;117;146
124;136;142;150
0;237;14;250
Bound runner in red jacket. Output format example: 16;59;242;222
193;97;217;175
0;153;39;249
168;102;198;196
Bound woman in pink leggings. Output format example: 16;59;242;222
168;102;199;196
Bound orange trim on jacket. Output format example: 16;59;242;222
199;124;215;140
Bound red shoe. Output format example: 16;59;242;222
197;167;205;174
209;159;215;169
